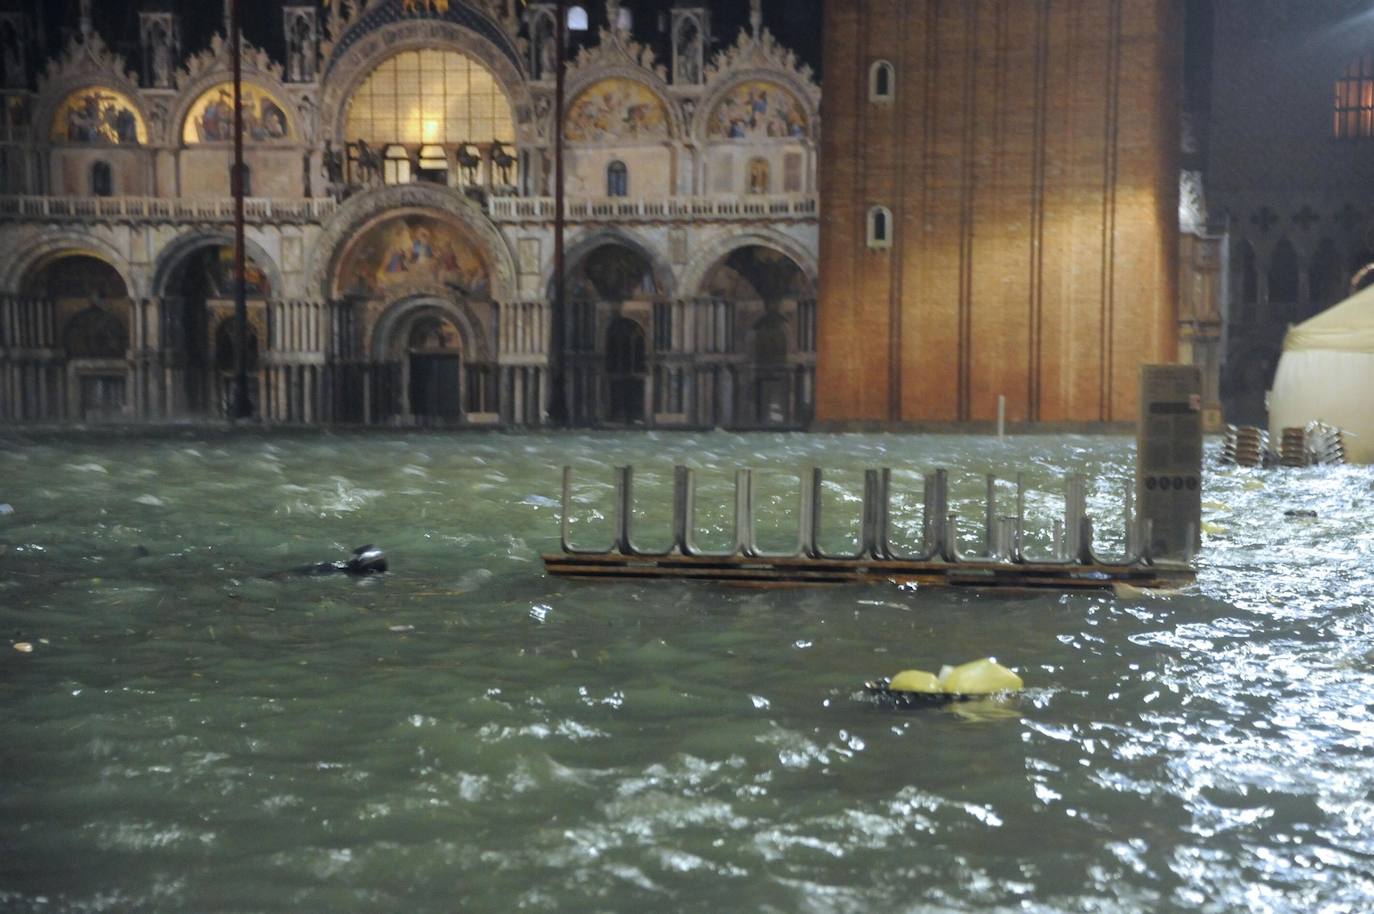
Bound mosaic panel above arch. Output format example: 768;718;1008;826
49;87;146;145
183;83;293;144
706;80;808;141
335;214;492;301
565;78;669;143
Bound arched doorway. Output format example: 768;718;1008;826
22;253;132;420
406;313;464;422
700;245;815;427
605;317;647;424
335;212;496;425
161;244;272;417
562;240;665;426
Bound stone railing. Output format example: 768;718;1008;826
0;196;339;225
0;192;819;228
487;193;820;224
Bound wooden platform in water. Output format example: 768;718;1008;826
542;552;1196;590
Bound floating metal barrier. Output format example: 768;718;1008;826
547;465;1195;590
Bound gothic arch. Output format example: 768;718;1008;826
3;233;138;298
545;228;677;300
150;232;285;300
318;20;536;147
680;230;818;299
34;35;155;145
369;294;492;364
307;183;517;302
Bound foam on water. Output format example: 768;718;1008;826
1;429;1373;913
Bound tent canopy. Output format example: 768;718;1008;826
1269;282;1374;463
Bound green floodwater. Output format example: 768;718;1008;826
1;429;1373;914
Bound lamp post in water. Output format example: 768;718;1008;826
548;2;588;427
228;0;252;419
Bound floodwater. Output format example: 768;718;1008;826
1;429;1372;914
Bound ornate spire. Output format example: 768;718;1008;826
607;0;622;34
750;0;762;38
78;0;93;38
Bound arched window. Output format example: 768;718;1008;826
867;205;893;249
345;50;514;147
90;161;113;197
231;163;252;197
1335;54;1374;137
1267;238;1300;306
1308;238;1344;317
384;145;412;185
567;5;589;32
870;60;895;101
607;160;628;197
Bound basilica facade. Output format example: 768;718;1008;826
0;0;819;428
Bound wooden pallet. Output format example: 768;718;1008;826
543;552;1195;591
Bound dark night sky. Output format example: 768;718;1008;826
29;1;825;79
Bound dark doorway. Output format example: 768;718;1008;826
409;354;463;420
606;317;646;424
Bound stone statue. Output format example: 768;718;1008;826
678;24;701;85
288;14;315;82
491;140;516;186
537;19;557;81
323;140;344;187
457;144;482;185
150;24;171;88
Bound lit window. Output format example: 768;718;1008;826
418;144;448;184
567;6;589;31
867;205;893;249
384;145;412;185
345;49;515;146
1334;54;1374;137
870;60;895;101
607;160;628;197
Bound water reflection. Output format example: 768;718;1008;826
0;430;1372;912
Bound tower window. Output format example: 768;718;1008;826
867;206;893;249
607;160;628;197
1335;54;1374;137
870;60;895;101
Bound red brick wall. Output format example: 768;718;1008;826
817;0;1181;424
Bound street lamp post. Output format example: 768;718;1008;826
229;0;252;420
548;0;570;427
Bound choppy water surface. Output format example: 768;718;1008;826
2;429;1372;913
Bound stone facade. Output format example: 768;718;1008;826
0;0;819;428
1206;0;1374;426
816;0;1182;426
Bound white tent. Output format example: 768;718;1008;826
1268;283;1374;464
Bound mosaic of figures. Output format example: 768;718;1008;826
184;83;292;144
337;216;491;300
50;88;145;145
565;79;670;143
204;246;273;299
707;81;808;141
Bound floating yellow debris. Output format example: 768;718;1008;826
13;642;33;653
1243;479;1265;491
938;658;1024;694
1201;500;1229;511
1201;521;1228;535
888;669;942;693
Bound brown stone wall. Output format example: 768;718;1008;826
817;0;1181;425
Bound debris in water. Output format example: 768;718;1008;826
0;503;13;515
388;625;415;633
1284;509;1318;519
14;642;34;653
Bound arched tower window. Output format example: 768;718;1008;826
607;160;628;197
867;206;893;249
91;161;113;197
1335;54;1374;137
870;60;895;101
